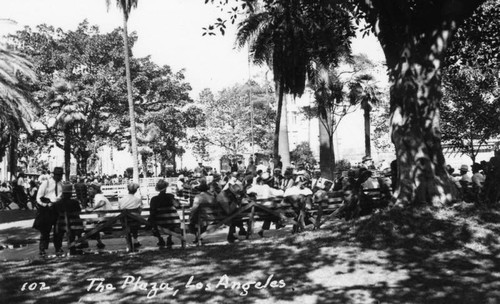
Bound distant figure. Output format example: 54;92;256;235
13;172;29;209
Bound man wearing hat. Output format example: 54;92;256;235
118;183;143;248
34;166;64;256
189;180;216;243
149;179;181;248
54;183;83;255
217;183;248;243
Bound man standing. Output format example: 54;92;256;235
34;167;64;256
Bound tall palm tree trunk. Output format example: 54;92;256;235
121;12;140;183
273;80;284;160
273;79;290;168
318;107;335;180
364;108;371;158
64;127;71;181
279;94;290;168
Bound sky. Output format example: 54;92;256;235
0;0;386;99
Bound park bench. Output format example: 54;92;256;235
193;197;300;245
63;201;191;253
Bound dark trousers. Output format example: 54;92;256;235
39;225;62;251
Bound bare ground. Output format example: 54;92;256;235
1;202;499;304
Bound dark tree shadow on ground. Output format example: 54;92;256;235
0;203;499;303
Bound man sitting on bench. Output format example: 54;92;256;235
149;179;181;249
216;183;247;243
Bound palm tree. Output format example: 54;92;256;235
308;65;355;180
47;80;88;181
349;74;382;158
236;1;354;173
106;0;140;182
0;46;38;176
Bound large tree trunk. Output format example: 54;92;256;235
122;11;140;183
365;0;486;206
387;31;458;206
64;127;71;181
318;106;335;180
364;108;372;158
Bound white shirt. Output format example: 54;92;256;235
284;186;313;197
93;193;113;217
247;184;284;200
119;194;142;210
36;178;62;205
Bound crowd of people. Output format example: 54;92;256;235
5;151;500;257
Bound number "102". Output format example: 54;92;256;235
21;282;50;291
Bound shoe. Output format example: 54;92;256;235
133;242;142;248
97;242;106;249
39;250;46;256
55;248;64;255
157;239;166;247
238;229;247;236
258;230;264;238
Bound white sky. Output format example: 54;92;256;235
0;0;385;99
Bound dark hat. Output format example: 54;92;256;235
229;183;243;194
53;167;64;175
88;183;102;192
155;179;169;192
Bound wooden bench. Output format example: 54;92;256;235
194;197;300;245
63;204;191;252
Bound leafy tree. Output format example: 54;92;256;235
106;0;140;182
440;67;500;164
304;54;374;179
348;73;383;158
47;80;88;180
205;0;493;205
372;101;393;153
235;0;355;169
0;45;38;176
143;106;204;174
440;0;500;165
290;142;317;167
10;22;131;176
195;83;275;156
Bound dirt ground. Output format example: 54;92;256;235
0;202;499;304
